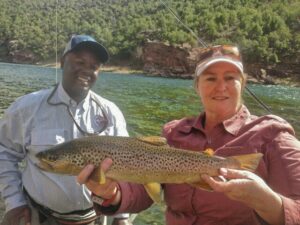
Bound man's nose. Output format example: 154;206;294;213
80;67;96;74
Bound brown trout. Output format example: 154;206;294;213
36;136;263;202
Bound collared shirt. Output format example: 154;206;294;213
110;105;300;225
0;83;128;214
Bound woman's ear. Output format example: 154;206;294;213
194;77;200;95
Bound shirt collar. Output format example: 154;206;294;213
177;105;250;136
56;82;92;110
223;105;250;135
177;112;205;134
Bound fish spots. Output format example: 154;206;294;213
36;136;262;184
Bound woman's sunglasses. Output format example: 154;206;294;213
198;45;241;63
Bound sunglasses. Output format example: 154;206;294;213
198;45;241;63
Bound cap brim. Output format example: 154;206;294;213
195;57;243;77
73;41;109;63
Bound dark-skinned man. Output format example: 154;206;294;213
0;35;132;225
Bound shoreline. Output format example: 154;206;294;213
38;62;145;75
33;61;300;87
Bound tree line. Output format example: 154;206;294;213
0;0;299;64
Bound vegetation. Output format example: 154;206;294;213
0;0;299;64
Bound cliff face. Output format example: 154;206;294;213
142;41;206;79
141;41;300;85
0;40;36;64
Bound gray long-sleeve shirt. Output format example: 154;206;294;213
0;83;128;216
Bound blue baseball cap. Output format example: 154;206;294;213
63;35;109;63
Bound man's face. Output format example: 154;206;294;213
61;48;102;102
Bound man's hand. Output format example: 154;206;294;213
1;205;31;225
77;158;120;202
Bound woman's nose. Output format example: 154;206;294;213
215;79;227;91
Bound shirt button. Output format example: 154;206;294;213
69;100;77;107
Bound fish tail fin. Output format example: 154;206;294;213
229;153;263;172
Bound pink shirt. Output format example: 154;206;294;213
98;105;300;225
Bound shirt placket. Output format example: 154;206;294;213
203;133;213;150
69;100;82;138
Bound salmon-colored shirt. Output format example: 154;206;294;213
97;105;300;225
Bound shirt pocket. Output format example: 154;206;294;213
29;129;66;154
216;146;254;156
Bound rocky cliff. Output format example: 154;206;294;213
141;41;202;79
141;41;300;85
0;40;36;64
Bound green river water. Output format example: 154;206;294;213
0;62;299;224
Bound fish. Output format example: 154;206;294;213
35;136;263;203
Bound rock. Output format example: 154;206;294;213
7;40;36;64
140;41;299;85
141;41;206;79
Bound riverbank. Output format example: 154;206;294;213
38;61;300;87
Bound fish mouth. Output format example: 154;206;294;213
36;159;56;172
36;159;82;175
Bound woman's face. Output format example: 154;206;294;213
196;62;243;120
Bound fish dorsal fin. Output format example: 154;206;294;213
136;136;167;146
203;148;214;157
144;183;162;203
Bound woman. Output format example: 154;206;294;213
77;45;300;225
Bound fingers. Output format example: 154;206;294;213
76;158;117;199
76;158;113;184
201;174;230;192
219;168;257;180
101;158;113;172
77;164;95;184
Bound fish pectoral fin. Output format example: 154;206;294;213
203;148;214;157
90;166;106;184
136;136;168;146
144;183;162;203
188;181;213;192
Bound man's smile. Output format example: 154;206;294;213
76;75;91;86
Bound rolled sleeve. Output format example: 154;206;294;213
265;129;300;224
94;182;153;215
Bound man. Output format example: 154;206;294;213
0;35;132;225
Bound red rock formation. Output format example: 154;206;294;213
142;41;206;79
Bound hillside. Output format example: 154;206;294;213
0;0;299;81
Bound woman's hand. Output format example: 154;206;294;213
202;168;284;225
77;158;121;205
